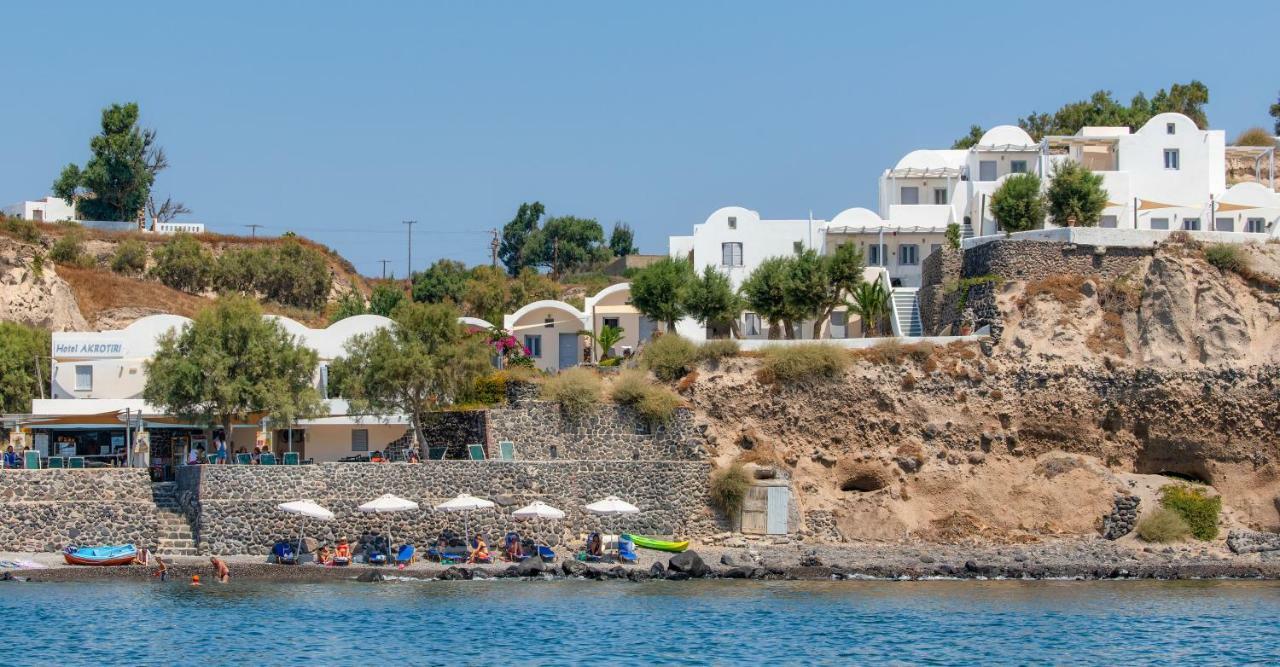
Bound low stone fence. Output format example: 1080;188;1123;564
0;469;160;552
962;239;1152;282
178;461;715;555
488;400;705;461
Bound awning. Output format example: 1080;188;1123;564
594;305;640;315
1216;202;1262;212
1137;199;1186;211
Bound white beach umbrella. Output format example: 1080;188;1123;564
585;496;640;554
512;501;566;521
435;493;496;547
277;500;334;558
358;494;419;556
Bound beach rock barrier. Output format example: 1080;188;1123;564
1227;529;1280;554
1102;495;1140;540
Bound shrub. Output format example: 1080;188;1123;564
641;333;699;381
758;344;849;384
989;173;1045;233
540;367;603;419
212;240;331;309
49;226;89;266
610;370;682;423
1159;484;1221;541
1136;507;1192;543
709;463;750;516
0;216;40;244
945;222;961;250
1204;243;1246;274
151;233;214;292
1046;160;1107;227
110;238;148;274
698;339;739;362
465;372;507;406
1234;127;1277;147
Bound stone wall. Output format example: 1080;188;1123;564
962;240;1152;283
919;248;962;335
0;469;161;551
488;400;706;461
178;461;715;554
419;410;487;458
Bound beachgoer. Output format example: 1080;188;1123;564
195;445;208;465
370;450;385;463
186;447;199;465
153;556;168;582
317;545;332;565
407;449;420;464
251;446;261;465
190;574;201;586
468;534;490;563
3;446;18;469
210;557;230;583
215;436;227;464
504;533;524;562
586;532;603;559
334;539;352;565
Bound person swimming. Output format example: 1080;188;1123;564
210;557;230;583
190;574;201;586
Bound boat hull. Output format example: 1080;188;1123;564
63;545;138;566
623;534;689;553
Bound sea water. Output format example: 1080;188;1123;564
2;579;1279;665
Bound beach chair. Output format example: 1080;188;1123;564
67;457;85;469
47;456;64;469
619;536;639;564
536;545;556;562
395;544;416;566
467;444;485;460
236;453;252;465
427;447;447;460
271;541;298;565
283;452;300;465
498;441;515;460
260;453;277;465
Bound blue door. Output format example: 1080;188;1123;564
558;333;579;370
638;316;656;342
766;486;789;535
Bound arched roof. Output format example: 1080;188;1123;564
1221;181;1280;208
503;299;588;331
1137;112;1197;135
977;125;1036;148
458;316;495;331
893;149;967;172
828;207;885;228
584;282;631;311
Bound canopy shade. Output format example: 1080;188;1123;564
277;500;335;520
358;494;419;513
435;493;495;512
1137;199;1186;211
584;496;640;516
512;501;566;520
1216;201;1262;212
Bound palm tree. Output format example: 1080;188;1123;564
580;324;626;362
847;281;889;337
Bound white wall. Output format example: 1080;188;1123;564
685;206;821;292
3;197;77;222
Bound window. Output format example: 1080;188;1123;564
1166;122;1176;135
1182;218;1200;231
933;188;948;205
1216;218;1234;232
898;244;919;266
543;315;554;328
792;241;803;254
603;317;619;329
1150;218;1169;230
727;216;737;229
351;429;369;452
900;187;919;205
1163;149;1180;170
524;334;542;358
978;161;997;181
1010;160;1028;174
867;244;888;266
1100;215;1118;229
721;242;743;267
1247;218;1267;234
32;209;43;222
74;365;92;391
743;312;762;336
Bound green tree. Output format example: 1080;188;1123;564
257;240;330;310
951;125;984;149
945;223;961;250
630;256;693;331
329;290;367;323
461;265;510;325
609;222;637;257
110;238;148;274
1046;161;1108;227
330;302;491;449
581;324;626;360
151;233;213;292
741;256;804;339
212;246;263;294
847;280;889;337
509;267;560;306
1148;81;1210;129
498;202;545;276
0;322;51;413
53;102;157;222
368;283;405;317
527;215;609;276
990;173;1046;234
801;243;866;339
1271;91;1280;135
143;296;324;440
1015;82;1211;141
682;265;742;338
412;258;469;304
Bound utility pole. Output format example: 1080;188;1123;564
378;259;391;280
402;220;417;286
244;224;264;238
488;229;500;268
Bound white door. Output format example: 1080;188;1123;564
766;486;789;535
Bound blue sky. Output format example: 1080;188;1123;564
3;1;1277;276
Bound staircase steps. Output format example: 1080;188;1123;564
961;222;975;240
151;482;198;557
891;288;923;337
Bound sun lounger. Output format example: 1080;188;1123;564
67;457;85;469
467;444;485;460
536;545;556;562
395;544;416;566
47;456;64;469
619;536;639;564
498;441;515;460
236;453;252;465
271;541;298;565
427;447;447;460
260;453;277;465
283;452;300;465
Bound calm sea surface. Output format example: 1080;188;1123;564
2;578;1278;665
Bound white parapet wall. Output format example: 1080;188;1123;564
962;227;1271;251
735;334;985;352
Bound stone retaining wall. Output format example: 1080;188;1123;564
488;401;705;461
420;410;487;458
919;248;962;335
0;469;161;552
178;461;715;555
962;240;1152;282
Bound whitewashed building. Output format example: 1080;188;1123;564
3;196;77;222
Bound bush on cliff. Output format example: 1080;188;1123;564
641;333;698;381
709;463;750;516
151;232;213;292
757;344;848;385
1204;243;1246;274
110;238;148;275
540;367;603;419
0;215;40;244
49;224;91;267
1136;507;1191;543
610;370;681;423
698;339;739;362
1159;484;1221;541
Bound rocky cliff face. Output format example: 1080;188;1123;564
0;236;87;330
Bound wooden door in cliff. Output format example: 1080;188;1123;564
741;487;768;534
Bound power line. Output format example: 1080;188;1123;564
402;220;417;286
244;223;264;238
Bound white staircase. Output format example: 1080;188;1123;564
961;221;975;240
891;288;923;337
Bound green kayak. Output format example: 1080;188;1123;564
623;533;689;553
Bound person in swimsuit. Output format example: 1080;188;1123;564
210;557;230;583
468;534;490;563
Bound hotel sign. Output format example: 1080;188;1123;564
53;338;126;358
